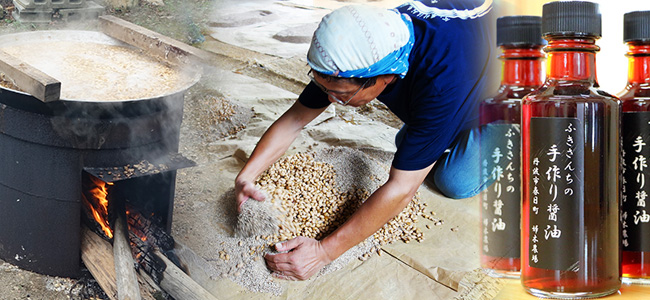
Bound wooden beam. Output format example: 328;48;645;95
83;216;218;300
81;227;118;300
113;213;142;300
98;15;213;66
0;49;61;102
153;249;220;300
172;241;225;299
81;227;159;300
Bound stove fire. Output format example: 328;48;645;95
80;165;186;242
82;175;114;239
80;170;182;295
80;169;183;297
0;25;200;278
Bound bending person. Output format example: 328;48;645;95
235;0;494;280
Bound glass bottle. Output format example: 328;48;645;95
521;1;620;298
619;10;650;285
479;15;544;279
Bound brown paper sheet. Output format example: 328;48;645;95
175;180;504;299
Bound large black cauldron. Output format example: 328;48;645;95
0;31;199;277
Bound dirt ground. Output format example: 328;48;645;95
0;1;405;299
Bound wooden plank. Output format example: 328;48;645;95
153;249;220;300
172;241;222;298
0;49;61;102
113;213;142;300
136;268;165;297
98;15;213;66
81;227;118;300
81;227;159;300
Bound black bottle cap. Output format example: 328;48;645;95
542;1;601;38
624;11;650;42
497;15;545;47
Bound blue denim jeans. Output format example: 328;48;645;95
396;123;511;199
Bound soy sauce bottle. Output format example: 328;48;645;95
619;10;650;285
521;1;620;298
479;15;544;279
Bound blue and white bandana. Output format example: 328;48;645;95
307;5;415;79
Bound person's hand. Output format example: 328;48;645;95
264;237;332;281
234;179;266;213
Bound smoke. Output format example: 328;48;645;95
0;1;208;165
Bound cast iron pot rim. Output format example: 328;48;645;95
0;30;202;103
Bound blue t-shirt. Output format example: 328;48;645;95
299;0;494;171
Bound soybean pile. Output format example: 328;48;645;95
204;147;439;295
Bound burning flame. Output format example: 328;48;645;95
84;176;114;239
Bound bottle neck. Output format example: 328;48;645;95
545;38;599;83
500;46;545;87
626;42;650;84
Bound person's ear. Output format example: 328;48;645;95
384;74;397;85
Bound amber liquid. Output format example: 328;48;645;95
480;92;522;277
622;250;650;284
521;39;621;298
619;79;650;284
480;48;543;277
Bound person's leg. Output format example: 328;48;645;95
395;124;407;147
431;123;515;199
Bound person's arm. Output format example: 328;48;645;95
235;100;327;211
264;163;434;280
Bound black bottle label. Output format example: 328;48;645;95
528;117;584;271
621;112;650;252
481;123;521;258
